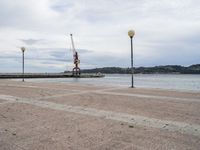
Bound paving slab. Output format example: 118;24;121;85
109;87;200;100
38;93;200;125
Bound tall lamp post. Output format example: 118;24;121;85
128;30;135;88
21;47;25;82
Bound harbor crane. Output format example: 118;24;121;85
70;34;81;75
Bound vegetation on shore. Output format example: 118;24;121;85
81;64;200;74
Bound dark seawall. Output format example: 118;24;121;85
0;73;105;79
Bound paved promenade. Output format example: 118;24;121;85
0;80;200;150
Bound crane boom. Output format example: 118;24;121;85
70;34;76;54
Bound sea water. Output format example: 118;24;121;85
25;74;200;92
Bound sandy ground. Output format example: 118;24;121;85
0;79;200;150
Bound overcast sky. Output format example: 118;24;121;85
0;0;200;72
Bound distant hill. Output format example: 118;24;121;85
81;64;200;74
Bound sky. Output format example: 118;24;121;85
0;0;200;72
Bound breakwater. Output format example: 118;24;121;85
0;73;104;79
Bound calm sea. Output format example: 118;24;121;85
25;74;200;92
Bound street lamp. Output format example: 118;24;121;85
128;30;135;88
21;47;25;82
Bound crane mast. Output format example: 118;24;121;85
70;34;80;75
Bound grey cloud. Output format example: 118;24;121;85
51;2;74;12
20;39;44;45
0;47;93;69
49;48;92;58
0;55;69;62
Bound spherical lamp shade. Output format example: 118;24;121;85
128;30;135;38
21;47;25;52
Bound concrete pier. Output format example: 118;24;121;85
0;73;105;79
0;80;200;149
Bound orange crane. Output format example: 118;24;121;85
70;34;80;75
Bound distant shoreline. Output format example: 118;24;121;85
80;64;200;74
1;64;199;75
